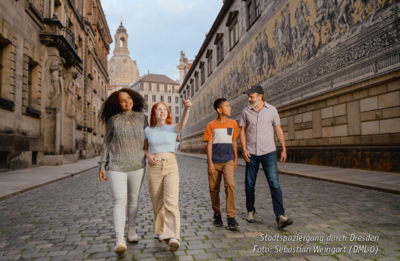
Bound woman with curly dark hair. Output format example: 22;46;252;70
98;88;147;255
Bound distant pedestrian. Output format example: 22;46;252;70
144;95;192;252
239;85;293;229
99;88;147;254
203;98;240;230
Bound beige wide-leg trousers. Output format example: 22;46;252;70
147;154;180;240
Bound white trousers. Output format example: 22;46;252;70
108;168;145;239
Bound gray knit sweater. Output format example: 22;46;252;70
99;111;148;172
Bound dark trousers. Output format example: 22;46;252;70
245;151;285;219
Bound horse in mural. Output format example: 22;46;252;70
249;44;260;84
334;0;354;39
273;5;294;71
291;0;316;63
357;0;378;24
260;31;277;78
294;0;311;39
314;0;337;47
293;21;316;63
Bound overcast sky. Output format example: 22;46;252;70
102;0;223;82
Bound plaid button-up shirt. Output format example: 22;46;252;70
239;102;280;156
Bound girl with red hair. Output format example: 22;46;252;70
144;96;192;252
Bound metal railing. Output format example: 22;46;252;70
61;27;75;49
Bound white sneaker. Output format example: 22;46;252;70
247;210;255;222
158;234;163;241
127;227;139;242
277;215;293;229
169;238;180;252
114;238;127;255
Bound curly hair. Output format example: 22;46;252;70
149;102;173;127
100;88;146;123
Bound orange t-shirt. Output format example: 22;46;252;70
203;119;239;163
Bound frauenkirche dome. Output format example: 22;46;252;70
107;21;139;92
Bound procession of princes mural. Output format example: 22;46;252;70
188;0;400;125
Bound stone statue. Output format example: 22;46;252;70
47;57;66;104
65;72;78;117
180;51;185;61
48;57;60;99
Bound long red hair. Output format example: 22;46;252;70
150;102;173;127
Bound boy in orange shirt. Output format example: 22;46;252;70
203;98;239;230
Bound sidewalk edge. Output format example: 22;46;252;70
0;166;98;202
277;170;400;195
177;153;400;195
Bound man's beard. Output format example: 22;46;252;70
248;100;259;109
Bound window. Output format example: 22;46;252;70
246;0;261;28
151;83;157;92
144;83;149;91
144;94;148;101
28;64;33;107
206;49;213;76
0;43;3;95
175;97;179;104
168;96;172;103
160;84;164;92
216;34;224;65
248;2;253;26
168;106;171;112
24;57;39;113
230;22;239;49
175;86;179;93
194;71;199;92
176;117;179;123
152;95;156;102
191;85;194;96
175;106;179;114
161;96;164;102
167;85;172;93
227;11;239;50
200;62;205;85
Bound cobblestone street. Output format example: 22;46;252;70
0;155;399;261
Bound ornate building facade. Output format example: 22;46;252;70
108;21;140;95
179;0;400;172
127;74;181;123
0;0;111;170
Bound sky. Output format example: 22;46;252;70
101;0;223;82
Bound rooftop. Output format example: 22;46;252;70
134;73;179;85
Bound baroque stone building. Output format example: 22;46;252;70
180;0;400;172
127;74;181;123
0;0;111;170
108;21;140;95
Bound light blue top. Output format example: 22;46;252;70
144;124;178;154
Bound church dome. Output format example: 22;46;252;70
116;23;127;34
108;56;140;86
107;21;140;88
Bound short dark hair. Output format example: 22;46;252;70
214;98;228;112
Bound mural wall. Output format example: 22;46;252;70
185;0;400;127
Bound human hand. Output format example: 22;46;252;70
146;154;157;165
183;95;192;108
280;150;287;163
99;170;107;182
242;148;251;162
234;160;238;171
208;163;215;176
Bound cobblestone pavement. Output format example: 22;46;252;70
0;155;400;261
